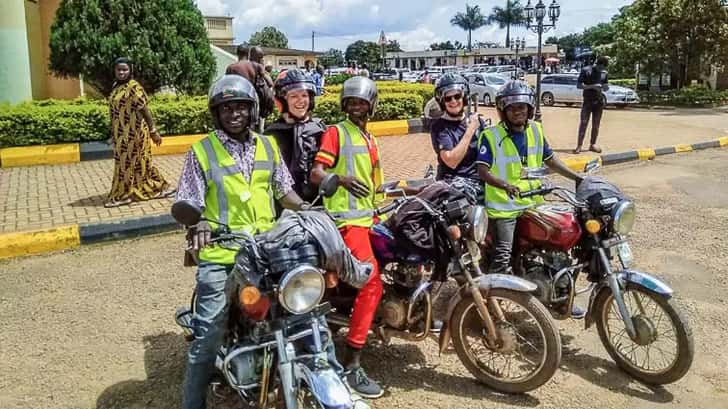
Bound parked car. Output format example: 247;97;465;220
465;73;508;106
402;70;423;83
539;74;640;108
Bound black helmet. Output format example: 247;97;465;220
340;76;378;116
434;73;469;109
274;68;316;113
495;80;535;118
208;75;259;127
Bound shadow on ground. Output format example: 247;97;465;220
96;332;186;409
68;194;107;208
559;333;674;404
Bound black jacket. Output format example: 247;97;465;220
265;117;326;202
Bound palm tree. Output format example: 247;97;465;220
450;4;489;51
488;0;528;48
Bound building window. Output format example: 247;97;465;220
279;58;298;67
207;19;228;31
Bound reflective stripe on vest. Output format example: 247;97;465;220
323;120;382;227
192;131;277;264
483;122;545;218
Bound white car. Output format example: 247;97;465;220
465;73;508;106
539;74;640;108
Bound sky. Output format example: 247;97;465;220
194;0;634;52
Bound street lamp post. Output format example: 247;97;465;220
511;37;525;73
525;0;560;121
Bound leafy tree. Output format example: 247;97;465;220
612;0;728;89
475;41;500;48
488;0;527;48
345;40;382;69
49;0;215;96
450;4;489;51
429;40;465;50
249;26;289;49
385;40;404;52
319;48;345;68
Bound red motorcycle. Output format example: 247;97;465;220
481;166;694;385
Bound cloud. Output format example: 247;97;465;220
196;0;633;51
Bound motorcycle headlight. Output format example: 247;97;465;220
278;265;325;315
612;200;636;235
466;205;488;243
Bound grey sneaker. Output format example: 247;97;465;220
345;367;383;399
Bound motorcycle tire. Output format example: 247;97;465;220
450;289;561;394
593;284;694;385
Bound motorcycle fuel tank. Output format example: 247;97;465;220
517;204;582;251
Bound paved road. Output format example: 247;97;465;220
1;148;727;409
1;106;726;234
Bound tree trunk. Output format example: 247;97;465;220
506;24;511;48
468;29;472;52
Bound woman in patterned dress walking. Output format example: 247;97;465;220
105;57;175;208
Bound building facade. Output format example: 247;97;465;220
204;16;234;47
221;45;322;71
1;0;83;104
385;45;560;70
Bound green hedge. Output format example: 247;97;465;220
323;74;354;86
610;78;636;89
0;92;423;148
637;86;728;107
324;82;434;108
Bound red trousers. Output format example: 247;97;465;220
340;225;383;349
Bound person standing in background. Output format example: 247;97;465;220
574;56;610;154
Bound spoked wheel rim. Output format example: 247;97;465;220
542;93;554;105
601;288;680;375
457;296;548;384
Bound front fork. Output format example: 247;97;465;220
462;241;505;349
596;247;638;339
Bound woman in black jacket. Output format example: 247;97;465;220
265;69;327;203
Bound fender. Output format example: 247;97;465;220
584;270;673;329
295;360;352;409
438;274;537;354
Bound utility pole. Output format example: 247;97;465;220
311;31;315;52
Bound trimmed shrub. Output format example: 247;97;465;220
324;74;354;86
324;82;434;107
0;92;423;148
638;86;728;107
610;78;637;89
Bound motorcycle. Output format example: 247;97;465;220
481;161;694;385
325;177;562;394
172;175;365;409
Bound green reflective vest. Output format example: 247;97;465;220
479;122;546;219
323;120;384;228
191;131;279;264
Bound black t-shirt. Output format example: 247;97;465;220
429;117;483;181
578;65;608;102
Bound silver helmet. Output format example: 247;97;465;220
208;74;259;126
340;76;378;116
495;80;535;113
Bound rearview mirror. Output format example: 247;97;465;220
171;200;203;226
520;166;548;179
320;174;340;198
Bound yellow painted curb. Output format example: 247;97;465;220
367;120;410;137
563;155;601;172
151;134;206;156
674;144;693;153
637;148;656;160
0;225;80;260
719;137;728;147
0;144;80;168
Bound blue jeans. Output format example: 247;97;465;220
183;262;231;409
182;262;344;409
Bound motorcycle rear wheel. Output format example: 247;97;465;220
450;289;562;393
593;284;694;385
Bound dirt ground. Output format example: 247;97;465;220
1;149;727;409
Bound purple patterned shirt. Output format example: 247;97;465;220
175;129;294;210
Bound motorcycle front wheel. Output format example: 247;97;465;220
450;289;562;394
593;284;694;385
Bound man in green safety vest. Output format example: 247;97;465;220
174;75;307;409
476;80;585;315
310;76;387;399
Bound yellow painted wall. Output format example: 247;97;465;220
40;0;82;99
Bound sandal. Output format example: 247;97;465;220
154;187;177;199
589;145;602;153
104;198;132;208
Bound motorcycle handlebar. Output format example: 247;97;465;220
376;200;401;216
519;186;555;199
